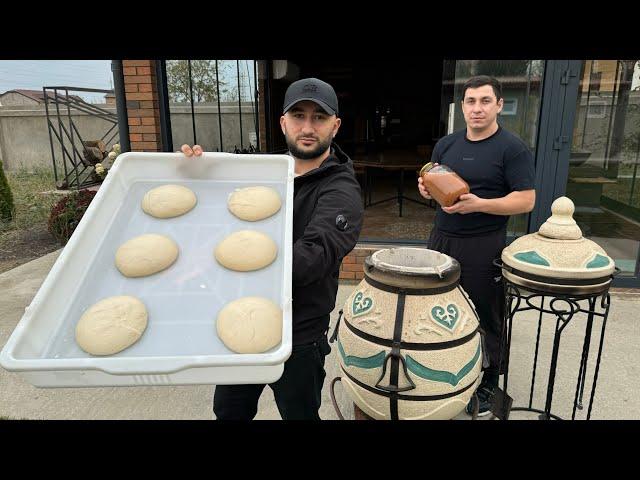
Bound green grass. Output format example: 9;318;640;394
0;167;58;234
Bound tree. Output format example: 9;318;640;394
166;60;226;103
455;60;543;79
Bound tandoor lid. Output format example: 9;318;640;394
502;197;615;282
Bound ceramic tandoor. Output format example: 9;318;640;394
335;248;482;420
501;197;616;294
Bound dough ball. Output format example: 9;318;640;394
75;295;148;355
214;230;277;272
228;186;281;221
142;184;197;218
115;234;179;278
216;296;282;353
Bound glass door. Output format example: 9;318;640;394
566;60;640;283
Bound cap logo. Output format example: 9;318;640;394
302;84;318;93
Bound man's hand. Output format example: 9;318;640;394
417;177;432;199
417;162;438;200
442;193;486;215
180;144;203;157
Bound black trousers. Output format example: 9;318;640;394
213;334;331;420
428;226;506;376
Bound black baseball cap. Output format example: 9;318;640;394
283;78;339;116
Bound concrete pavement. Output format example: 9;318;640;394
1;249;638;420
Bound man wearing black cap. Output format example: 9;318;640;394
181;78;363;420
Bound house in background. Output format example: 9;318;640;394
0;89;48;106
0;89;83;107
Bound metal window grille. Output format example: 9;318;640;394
164;60;260;153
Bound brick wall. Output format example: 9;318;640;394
122;60;162;152
339;246;379;282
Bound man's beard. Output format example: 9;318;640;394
285;134;333;160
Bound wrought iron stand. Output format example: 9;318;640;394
329;376;482;420
44;86;118;190
498;268;615;420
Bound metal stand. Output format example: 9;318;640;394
498;277;613;420
329;376;482;420
362;166;430;217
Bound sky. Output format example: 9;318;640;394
0;60;114;103
0;60;258;104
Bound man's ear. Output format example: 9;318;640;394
497;98;504;114
280;115;286;135
333;117;342;137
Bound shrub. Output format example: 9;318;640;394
47;189;97;245
0;160;15;222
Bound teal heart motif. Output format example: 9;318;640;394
352;292;373;317
431;304;460;331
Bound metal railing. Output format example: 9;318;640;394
44;86;118;190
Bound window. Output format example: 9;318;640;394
501;98;518;116
164;60;259;153
587;100;606;118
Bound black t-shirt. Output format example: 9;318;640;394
431;126;535;236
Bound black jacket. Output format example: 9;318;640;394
292;143;363;345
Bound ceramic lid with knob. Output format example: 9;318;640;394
501;197;615;291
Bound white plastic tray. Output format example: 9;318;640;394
0;152;294;387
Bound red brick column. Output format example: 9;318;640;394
339;247;379;281
122;60;162;152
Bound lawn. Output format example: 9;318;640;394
0;167;62;273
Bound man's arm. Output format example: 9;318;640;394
442;189;535;215
293;185;363;287
478;190;536;215
443;144;536;215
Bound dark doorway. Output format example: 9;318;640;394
268;60;444;242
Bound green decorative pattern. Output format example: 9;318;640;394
431;304;460;331
338;337;481;387
514;250;550;266
405;344;481;387
352;291;373;317
337;338;386;369
586;254;610;269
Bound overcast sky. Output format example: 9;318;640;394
0;60;113;103
0;60;258;104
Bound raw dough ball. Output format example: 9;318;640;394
214;230;277;271
75;295;148;355
228;186;281;221
142;184;197;218
115;234;179;277
217;297;282;353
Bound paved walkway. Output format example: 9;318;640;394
1;250;638;420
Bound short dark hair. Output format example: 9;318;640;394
462;75;502;101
